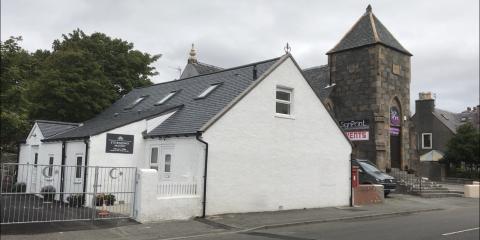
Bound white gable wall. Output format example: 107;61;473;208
203;57;352;215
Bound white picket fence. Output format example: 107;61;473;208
157;182;197;197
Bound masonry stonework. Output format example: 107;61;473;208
328;45;413;170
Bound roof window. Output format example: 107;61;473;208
196;83;221;99
124;95;148;110
155;91;177;105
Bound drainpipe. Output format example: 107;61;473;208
350;153;353;207
82;139;89;194
60;141;66;202
195;132;209;218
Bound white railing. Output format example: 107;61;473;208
157;182;198;197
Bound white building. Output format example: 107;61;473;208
18;53;352;221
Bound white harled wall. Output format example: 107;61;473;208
202;57;352;215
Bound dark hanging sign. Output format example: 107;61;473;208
390;107;401;127
106;134;134;154
339;119;370;130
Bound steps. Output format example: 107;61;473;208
390;168;464;198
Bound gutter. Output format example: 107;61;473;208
195;132;209;218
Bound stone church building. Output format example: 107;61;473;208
183;5;416;171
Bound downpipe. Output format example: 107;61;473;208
195;132;209;218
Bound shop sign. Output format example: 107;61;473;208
390;127;400;136
106;134;134;154
345;131;369;141
339;119;369;130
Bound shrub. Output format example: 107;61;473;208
95;193;116;206
12;182;26;193
67;194;85;207
40;185;56;202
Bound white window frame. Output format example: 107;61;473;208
149;146;160;171
124;95;148;109
156;91;177;105
421;133;432;149
75;154;83;179
275;86;293;117
197;84;221;99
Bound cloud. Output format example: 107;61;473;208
1;0;478;112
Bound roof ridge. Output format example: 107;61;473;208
36;120;80;126
303;64;329;71
134;56;282;90
195;61;224;70
327;13;366;54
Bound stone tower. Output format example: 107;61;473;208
326;5;413;170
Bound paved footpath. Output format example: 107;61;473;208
1;194;478;240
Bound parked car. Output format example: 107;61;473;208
352;159;396;197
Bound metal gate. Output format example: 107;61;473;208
0;163;136;224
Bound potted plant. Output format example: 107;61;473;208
67;194;85;207
40;185;56;202
103;193;116;206
95;193;104;206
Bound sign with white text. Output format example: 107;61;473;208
106;134;134;154
345;131;369;141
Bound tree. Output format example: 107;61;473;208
443;123;480;174
27;29;160;122
0;37;33;151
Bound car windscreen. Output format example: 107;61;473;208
359;161;382;174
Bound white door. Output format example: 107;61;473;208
30;146;39;193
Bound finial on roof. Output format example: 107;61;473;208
284;42;291;53
366;4;372;13
188;43;197;64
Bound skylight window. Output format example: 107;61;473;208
197;84;221;99
124;96;148;110
155;91;177;105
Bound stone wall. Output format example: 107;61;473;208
328;45;413;170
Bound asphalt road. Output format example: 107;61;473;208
192;205;480;240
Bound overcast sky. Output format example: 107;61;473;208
2;0;478;113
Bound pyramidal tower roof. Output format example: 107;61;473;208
327;5;412;56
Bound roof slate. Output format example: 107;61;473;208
46;57;280;140
180;62;223;79
302;65;332;101
327;8;411;55
36;120;79;138
433;109;462;134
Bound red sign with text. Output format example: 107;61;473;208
345;131;369;141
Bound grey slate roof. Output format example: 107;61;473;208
46;57;280;140
36;120;79;138
302;65;332;101
432;108;480;134
179;62;223;79
327;7;411;56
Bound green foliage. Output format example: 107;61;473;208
444;123;480;168
0;37;33;151
0;30;160;151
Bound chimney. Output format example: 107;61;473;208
416;91;435;115
467;107;472;112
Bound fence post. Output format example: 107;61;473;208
91;166;99;221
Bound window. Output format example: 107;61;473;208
156;91;177;105
422;133;432;149
75;156;83;178
276;87;292;115
197;84;221;99
124;96;148;110
34;153;38;165
48;156;54;177
164;154;172;173
150;147;159;170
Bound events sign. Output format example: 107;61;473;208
106;134;134;154
345;131;369;141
